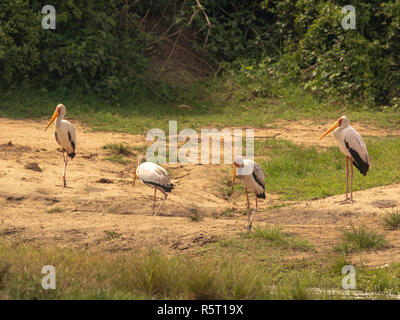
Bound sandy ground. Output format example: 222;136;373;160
0;118;399;267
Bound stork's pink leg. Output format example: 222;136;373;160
152;188;157;214
248;194;257;233
62;150;67;188
345;156;349;200
154;188;168;216
350;158;354;203
245;187;250;210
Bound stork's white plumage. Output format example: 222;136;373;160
45;104;76;188
232;157;266;232
133;156;174;215
320;115;370;202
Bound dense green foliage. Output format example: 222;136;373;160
0;0;399;106
0;0;148;97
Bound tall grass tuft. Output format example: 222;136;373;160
102;143;132;155
383;210;400;230
252;225;314;251
335;225;387;252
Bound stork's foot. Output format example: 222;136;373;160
63;178;67;189
247;224;252;234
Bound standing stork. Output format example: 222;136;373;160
45;104;76;188
320;115;370;203
232;157;266;232
132;156;174;215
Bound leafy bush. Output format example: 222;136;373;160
1;0;399;107
192;0;400;106
0;0;148;98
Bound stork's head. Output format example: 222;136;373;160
319;115;350;140
233;157;244;168
231;157;244;195
137;155;146;166
132;156;146;188
45;104;66;131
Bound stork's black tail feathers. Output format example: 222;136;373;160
257;192;266;199
163;183;174;193
68;152;76;160
352;158;369;176
345;141;369;176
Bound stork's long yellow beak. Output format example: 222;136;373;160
45;110;59;131
132;171;137;188
231;164;236;195
319;120;340;140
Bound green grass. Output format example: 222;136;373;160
187;207;203;222
102;143;132;156
251;225;315;251
246;137;400;201
0;240;275;299
47;207;64;213
383;210;400;230
103;155;131;165
220;207;234;217
2;234;400;299
0;79;399;135
335;225;388;253
104;231;121;240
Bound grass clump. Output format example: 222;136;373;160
220;207;234;217
335;225;387;252
251;225;314;251
104;231;121;240
47;207;64;213
382;210;400;230
187;206;203;222
104;155;131;165
276;274;316;300
102;143;132;156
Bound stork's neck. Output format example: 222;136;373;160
333;123;349;137
55;113;64;127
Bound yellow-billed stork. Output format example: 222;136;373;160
45;104;76;188
320;115;370;203
132;156;174;215
232;157;266;232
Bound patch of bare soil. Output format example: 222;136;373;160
0;118;399;267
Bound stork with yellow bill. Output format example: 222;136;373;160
320;116;370;203
133;156;174;216
232;157;266;232
45;104;76;188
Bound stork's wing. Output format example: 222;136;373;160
63;120;77;152
344;127;370;175
138;162;172;189
253;162;266;190
68;124;77;152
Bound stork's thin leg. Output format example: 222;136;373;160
248;194;258;233
345;156;349;200
350;158;354;203
245;187;250;210
62;150;67;188
154;188;168;216
152;188;157;214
